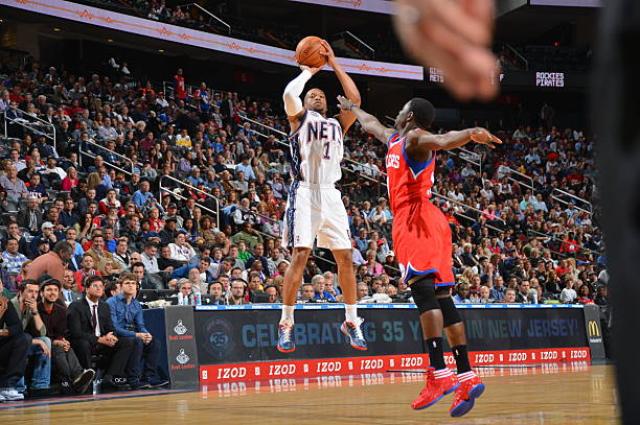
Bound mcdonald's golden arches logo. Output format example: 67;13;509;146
588;320;600;337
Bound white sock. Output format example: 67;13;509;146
280;305;295;324
345;304;358;323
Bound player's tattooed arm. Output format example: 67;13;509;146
337;95;395;144
406;127;502;162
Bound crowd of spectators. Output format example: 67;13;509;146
0;55;608;398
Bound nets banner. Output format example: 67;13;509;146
1;0;423;80
195;304;589;365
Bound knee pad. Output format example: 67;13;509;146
438;295;462;327
410;276;440;314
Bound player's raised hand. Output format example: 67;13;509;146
299;64;323;75
319;40;337;65
470;127;502;148
392;0;498;101
336;95;356;111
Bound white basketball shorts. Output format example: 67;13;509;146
282;182;351;250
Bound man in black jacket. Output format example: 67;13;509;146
38;279;95;393
67;275;134;388
0;295;30;401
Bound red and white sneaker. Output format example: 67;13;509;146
411;367;459;410
449;371;485;417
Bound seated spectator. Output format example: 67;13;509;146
12;280;51;396
577;284;594;304
0;164;28;209
503;288;517;303
18;196;43;233
453;283;471;304
206;281;226;305
1;238;29;291
227;279;248;305
86;232;123;275
311;274;336;302
168;232;197;265
264;285;280;303
98;189;123;216
29;222;58;258
0;295;30;401
38;279;95;394
60;198;80;229
27;173;47;200
67;276;135;389
560;277;578;304
106;274;168;389
365;250;384;277
300;283;317;303
74;254;100;292
61;269;82;305
61;166;79;191
515;280;535;304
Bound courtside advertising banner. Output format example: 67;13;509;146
164;305;200;387
195;304;593;383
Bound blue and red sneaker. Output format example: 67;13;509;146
340;318;368;351
449;372;485;417
277;322;295;353
411;368;459;410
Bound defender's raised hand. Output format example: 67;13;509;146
470;127;502;148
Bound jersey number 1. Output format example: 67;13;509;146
323;141;331;160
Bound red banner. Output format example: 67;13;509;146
199;347;591;383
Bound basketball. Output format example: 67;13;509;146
295;36;327;68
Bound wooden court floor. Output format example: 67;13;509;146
1;364;618;425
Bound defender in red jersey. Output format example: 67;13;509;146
338;95;501;418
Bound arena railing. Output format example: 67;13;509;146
431;190;507;225
3;109;57;154
78;138;136;176
551;188;592;215
159;175;220;229
497;165;535;192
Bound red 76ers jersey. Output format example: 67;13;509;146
385;132;436;214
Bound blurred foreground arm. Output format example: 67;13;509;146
392;0;499;101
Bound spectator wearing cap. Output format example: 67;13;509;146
29;222;57;258
163;203;183;228
1;239;29;291
38;278;95;393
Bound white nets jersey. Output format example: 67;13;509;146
289;110;343;185
282;109;351;250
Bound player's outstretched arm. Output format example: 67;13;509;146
406;127;502;160
283;65;321;129
321;40;361;134
337;95;395;144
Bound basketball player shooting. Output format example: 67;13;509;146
277;39;367;353
337;95;501;417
